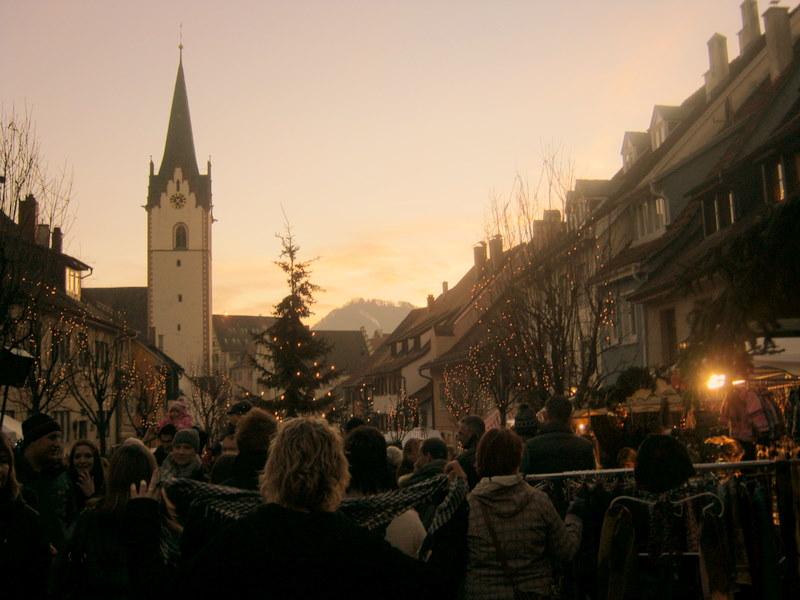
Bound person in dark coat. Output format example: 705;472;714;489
67;439;105;513
399;437;450;529
511;403;539;442
221;408;277;490
457;415;485;490
158;428;207;482
14;413;76;551
124;417;455;600
400;437;449;488
521;395;595;475
152;424;176;467
52;440;180;600
0;431;52;600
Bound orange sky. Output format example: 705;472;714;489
1;0;767;320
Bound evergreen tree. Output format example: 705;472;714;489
252;224;338;417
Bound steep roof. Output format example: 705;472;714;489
159;54;198;179
212;314;277;354
81;286;148;340
313;330;370;376
148;52;211;210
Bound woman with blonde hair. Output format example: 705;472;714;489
126;417;451;599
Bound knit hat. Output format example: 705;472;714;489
173;428;200;453
513;403;539;436
227;400;253;416
22;413;61;446
169;399;188;413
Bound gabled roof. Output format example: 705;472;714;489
621;131;650;152
573;179;616;198
82;286;148;340
384;261;481;345
313;330;370;376
650;104;692;128
212;314;277;354
360;340;432;378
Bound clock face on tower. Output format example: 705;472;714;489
170;193;187;208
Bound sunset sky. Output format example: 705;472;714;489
2;1;762;321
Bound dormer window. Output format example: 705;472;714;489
649;105;687;151
703;191;736;236
635;196;667;239
66;268;81;300
621;132;650;173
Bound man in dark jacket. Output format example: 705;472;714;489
14;413;76;551
521;395;595;475
456;415;484;490
399;437;450;528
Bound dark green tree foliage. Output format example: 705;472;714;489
252;225;338;417
606;366;655;405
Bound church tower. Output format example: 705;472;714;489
147;47;212;375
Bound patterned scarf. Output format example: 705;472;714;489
163;474;466;555
159;454;202;482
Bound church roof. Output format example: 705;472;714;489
148;51;211;210
159;54;198;179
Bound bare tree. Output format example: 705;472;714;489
385;387;420;446
471;146;619;409
1;106;75;422
187;370;232;442
66;326;133;456
442;362;491;426
122;357;167;438
11;314;77;416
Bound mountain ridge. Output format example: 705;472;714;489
312;298;415;337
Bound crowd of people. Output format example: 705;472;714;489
1;393;715;599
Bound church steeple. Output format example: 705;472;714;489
148;47;211;210
146;43;213;376
158;51;199;178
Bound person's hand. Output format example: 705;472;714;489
444;460;467;480
129;471;160;500
76;469;95;497
141;426;158;445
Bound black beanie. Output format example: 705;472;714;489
635;434;695;493
22;413;61;446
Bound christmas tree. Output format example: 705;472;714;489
252;224;338;417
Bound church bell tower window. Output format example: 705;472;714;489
174;224;188;249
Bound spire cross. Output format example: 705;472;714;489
179;23;183;56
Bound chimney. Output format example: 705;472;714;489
764;4;792;82
19;194;38;241
51;227;63;253
36;224;50;246
473;241;488;271
442;281;449;294
704;33;730;99
427;294;435;311
488;234;503;269
738;0;761;54
543;209;561;222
